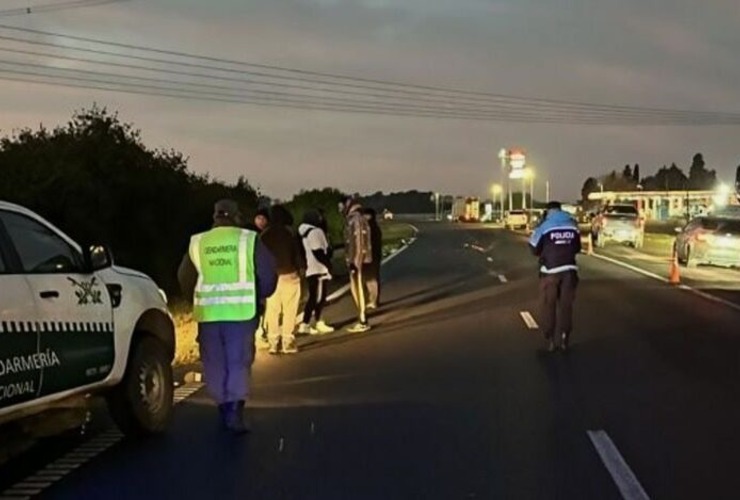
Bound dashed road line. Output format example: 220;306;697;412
1;382;204;499
519;311;538;329
498;274;508;283
587;430;651;500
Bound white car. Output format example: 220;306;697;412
0;201;175;436
504;210;528;230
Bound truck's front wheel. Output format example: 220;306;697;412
106;336;173;437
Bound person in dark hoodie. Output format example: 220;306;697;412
245;207;271;349
177;199;277;434
260;204;303;354
297;210;335;335
528;201;581;352
363;207;383;309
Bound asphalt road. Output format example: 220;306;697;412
596;241;740;307
4;222;740;499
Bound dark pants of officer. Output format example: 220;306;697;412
539;271;578;341
197;320;257;404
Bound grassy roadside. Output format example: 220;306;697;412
173;221;417;366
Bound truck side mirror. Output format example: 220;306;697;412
84;244;114;273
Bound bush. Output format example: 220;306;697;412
0;105;258;296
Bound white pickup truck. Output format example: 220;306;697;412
0;201;175;436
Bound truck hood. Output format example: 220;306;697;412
110;265;155;282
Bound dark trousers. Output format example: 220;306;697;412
197;320;257;404
539;271;578;340
302;275;327;323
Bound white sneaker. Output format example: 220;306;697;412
347;322;371;333
314;321;335;334
297;323;317;335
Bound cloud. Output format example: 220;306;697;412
0;0;738;201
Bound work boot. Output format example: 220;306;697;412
547;339;556;352
224;401;249;435
217;403;229;429
560;333;569;352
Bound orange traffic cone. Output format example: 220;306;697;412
669;245;680;285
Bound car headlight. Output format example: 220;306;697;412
158;288;168;304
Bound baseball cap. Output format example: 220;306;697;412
213;199;241;219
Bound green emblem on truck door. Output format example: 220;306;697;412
67;277;104;305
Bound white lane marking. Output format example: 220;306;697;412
498;275;508;283
2;382;204;499
587;430;651;500
326;229;419;303
590;253;740;314
519;311;538;329
486;256;493;262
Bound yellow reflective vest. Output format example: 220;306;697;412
188;227;257;322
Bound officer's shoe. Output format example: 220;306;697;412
225;401;249;435
547;339;556;352
218;403;230;429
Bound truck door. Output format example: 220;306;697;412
0;210;114;398
0;225;41;410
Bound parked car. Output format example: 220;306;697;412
504;210;528;230
674;216;740;268
591;204;644;248
0;201;175;436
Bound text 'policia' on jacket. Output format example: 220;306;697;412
528;210;582;274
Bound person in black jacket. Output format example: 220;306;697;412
363;207;383;309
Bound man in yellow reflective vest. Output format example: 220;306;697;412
178;199;277;434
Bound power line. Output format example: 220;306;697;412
0;0;126;17
0;67;732;126
1;37;736;125
1;45;727;123
0;23;736;121
0;26;737;125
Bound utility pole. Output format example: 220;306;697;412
530;177;534;209
521;176;526;210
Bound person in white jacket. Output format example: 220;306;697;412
297;210;335;335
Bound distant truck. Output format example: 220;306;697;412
452;197;480;222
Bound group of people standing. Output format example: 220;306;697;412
252;196;382;353
177;196;382;434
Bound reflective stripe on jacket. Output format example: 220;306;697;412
189;227;257;322
529;210;581;274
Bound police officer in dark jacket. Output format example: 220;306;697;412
528;201;581;352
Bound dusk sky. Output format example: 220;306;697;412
1;0;739;202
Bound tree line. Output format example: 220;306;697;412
0;106;445;297
581;153;722;203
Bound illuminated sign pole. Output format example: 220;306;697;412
508;149;526;211
498;148;509;213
